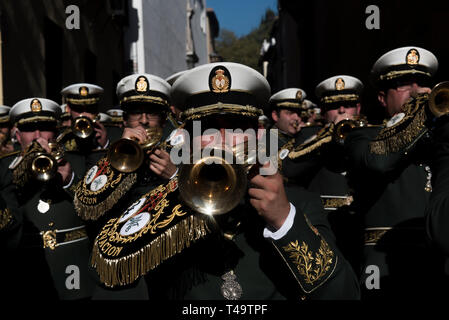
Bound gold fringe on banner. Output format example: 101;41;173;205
74;173;137;221
369;94;428;155
91;214;211;288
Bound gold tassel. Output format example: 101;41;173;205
74;173;137;221
91;214;211;288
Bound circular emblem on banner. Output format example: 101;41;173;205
90;174;108;192
335;78;345;91
209;66;231;93
119;198;147;223
120;212;151;236
279;149;290;160
135;76;149;94
406;49;420;65
85;165;98;185
386;112;405;128
30;99;42;112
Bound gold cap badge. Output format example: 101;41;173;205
210;68;230;93
296;90;303;100
406;49;420;65
135;76;149;93
335;78;345;90
30;99;42;112
79;86;89;96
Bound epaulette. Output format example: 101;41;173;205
369;93;428;155
288;124;333;160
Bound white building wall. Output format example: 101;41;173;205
126;0;208;79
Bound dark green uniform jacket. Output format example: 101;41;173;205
426;117;449;293
344;94;446;298
88;175;360;300
0;150;95;300
307;139;362;275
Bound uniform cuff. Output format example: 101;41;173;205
263;202;296;240
169;167;179;180
97;139;110;150
63;171;75;189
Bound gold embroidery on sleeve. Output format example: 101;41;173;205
282;239;334;285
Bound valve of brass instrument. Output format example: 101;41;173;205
428;81;449;118
107;126;163;173
31;142;65;182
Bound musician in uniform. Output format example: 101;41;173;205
425;95;449;295
85;62;360;300
344;46;445;299
60;83;111;154
267;88;322;187
0;98;94;299
303;75;365;273
74;73;178;299
0;105;15;155
59;104;72;128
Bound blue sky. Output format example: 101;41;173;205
207;0;278;37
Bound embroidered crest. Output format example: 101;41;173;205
79;86;89;96
85;165;98;185
135;76;149;94
335;78;345;91
296;90;303;100
74;157;138;221
209;66;231;93
406;49;420;65
120;212;151;236
119;198;147;223
30;99;42;112
90;175;108;192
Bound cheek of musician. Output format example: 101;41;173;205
325;108;359;124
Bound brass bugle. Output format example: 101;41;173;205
71;116;97;139
178;140;263;216
333;116;367;143
31;141;65;182
107;126;163;173
428;81;449;118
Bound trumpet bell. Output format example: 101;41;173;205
31;153;57;182
429;81;449;118
108;138;144;173
108;126;163;173
178;156;247;216
72;116;95;139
